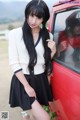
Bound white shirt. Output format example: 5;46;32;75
8;27;53;75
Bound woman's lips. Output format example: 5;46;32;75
30;24;36;27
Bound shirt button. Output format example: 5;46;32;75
32;70;33;73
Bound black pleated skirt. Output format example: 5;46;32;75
9;72;53;110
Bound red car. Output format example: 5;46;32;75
48;0;80;120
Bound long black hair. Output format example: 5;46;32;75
65;11;80;36
22;0;52;75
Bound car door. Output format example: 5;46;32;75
50;5;80;120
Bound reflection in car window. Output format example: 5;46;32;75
53;9;80;73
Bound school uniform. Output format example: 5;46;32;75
8;27;53;110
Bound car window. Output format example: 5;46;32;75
53;9;80;73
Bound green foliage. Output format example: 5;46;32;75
42;105;57;120
8;24;14;30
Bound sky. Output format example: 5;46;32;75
0;0;58;7
0;0;57;3
0;0;48;1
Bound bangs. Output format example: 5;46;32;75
25;0;50;22
28;6;45;19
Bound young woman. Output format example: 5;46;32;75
57;16;80;67
8;0;56;120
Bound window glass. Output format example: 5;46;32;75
53;9;80;73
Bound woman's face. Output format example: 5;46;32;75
27;15;43;29
73;25;80;36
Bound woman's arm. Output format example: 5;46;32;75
47;33;56;59
8;29;36;97
8;30;22;72
15;71;36;97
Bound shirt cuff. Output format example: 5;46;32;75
14;68;22;74
11;63;22;73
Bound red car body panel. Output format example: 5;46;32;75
51;62;80;120
48;0;80;120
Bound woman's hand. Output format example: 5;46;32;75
57;41;68;57
47;39;56;52
47;39;56;58
48;73;53;85
59;41;68;52
48;75;51;85
24;84;36;97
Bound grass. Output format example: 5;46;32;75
43;105;57;120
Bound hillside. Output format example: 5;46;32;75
0;1;27;24
0;1;53;24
